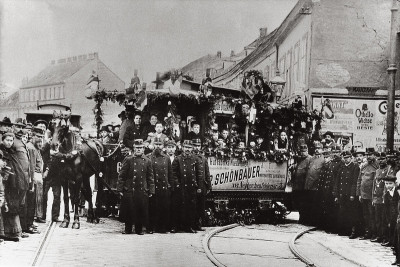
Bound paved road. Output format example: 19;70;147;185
38;219;214;267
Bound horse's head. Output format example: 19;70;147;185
49;110;72;149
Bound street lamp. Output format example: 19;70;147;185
270;69;286;102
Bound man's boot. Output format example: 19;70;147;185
349;227;357;239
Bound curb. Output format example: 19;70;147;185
32;221;57;266
202;223;239;267
288;227;317;267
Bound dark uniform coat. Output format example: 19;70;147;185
193;152;211;228
333;160;360;235
148;151;172;232
304;155;324;191
117;154;155;233
292;155;311;191
172;152;202;230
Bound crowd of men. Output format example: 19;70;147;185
291;131;400;266
0;117;56;242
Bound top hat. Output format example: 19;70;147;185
298;144;308;152
154;137;163;145
323;131;334;139
342;151;352;158
365;147;376;155
182;140;193;147
165;140;177;147
191;138;202;146
133;139;144;147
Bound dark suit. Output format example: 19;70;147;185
117;154;154;234
169;154;180;231
172;153;202;230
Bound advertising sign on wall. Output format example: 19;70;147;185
312;96;400;151
208;157;287;192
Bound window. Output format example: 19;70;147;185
285;49;292;96
60;86;64;98
264;65;270;82
46;87;50;99
300;33;308;84
30;90;34;102
55;87;59;99
293;42;300;84
36;89;39;100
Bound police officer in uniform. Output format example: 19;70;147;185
117;139;155;235
334;151;360;238
172;140;202;233
192;138;211;231
147;137;172;233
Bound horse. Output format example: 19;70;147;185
49;114;103;229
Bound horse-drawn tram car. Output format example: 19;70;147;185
85;72;322;226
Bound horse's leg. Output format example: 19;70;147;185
82;172;97;223
71;180;81;229
60;179;70;228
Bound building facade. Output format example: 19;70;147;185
211;0;396;150
14;53;125;131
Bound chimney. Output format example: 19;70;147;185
155;72;161;89
230;50;235;57
51;60;55;65
259;27;268;38
217;51;222;58
94;52;98;59
206;68;211;78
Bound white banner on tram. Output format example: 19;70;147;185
208;157;287;192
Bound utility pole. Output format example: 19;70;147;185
387;0;398;152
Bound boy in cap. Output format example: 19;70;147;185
117;139;155;235
356;147;379;240
334;151;360;238
383;175;399;249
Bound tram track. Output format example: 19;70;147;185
205;224;369;267
31;221;57;266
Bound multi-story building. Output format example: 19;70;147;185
7;52;125;131
211;0;397;150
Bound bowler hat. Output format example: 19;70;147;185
14;118;26;128
191;139;202;146
341;151;352;158
383;175;396;182
133;139;144;147
154;137;163;145
323;131;334;139
182;140;193;147
1;117;12;126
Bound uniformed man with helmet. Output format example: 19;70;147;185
117;139;155;235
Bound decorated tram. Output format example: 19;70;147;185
83;69;323;224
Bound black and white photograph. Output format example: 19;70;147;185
0;0;400;266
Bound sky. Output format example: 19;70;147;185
0;0;297;91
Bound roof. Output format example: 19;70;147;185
213;0;309;86
21;58;95;89
0;91;19;107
